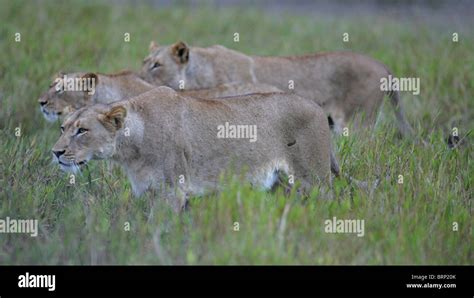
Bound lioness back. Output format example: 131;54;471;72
181;82;282;98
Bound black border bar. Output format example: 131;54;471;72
0;265;472;297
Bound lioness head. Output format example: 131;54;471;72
141;41;189;89
38;72;98;122
51;104;126;173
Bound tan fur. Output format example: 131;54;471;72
182;82;282;98
52;87;332;211
39;71;282;121
141;41;414;136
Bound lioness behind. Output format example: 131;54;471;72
142;41;414;137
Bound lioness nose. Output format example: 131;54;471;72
52;150;65;158
39;98;47;106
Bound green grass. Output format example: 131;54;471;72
0;0;472;264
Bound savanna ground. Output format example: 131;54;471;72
0;0;472;265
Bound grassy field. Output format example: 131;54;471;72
0;0;472;265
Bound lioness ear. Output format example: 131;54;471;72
149;41;159;53
82;72;98;83
99;105;127;131
81;73;98;98
171;41;189;64
54;71;65;79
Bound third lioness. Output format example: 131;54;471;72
141;41;414;137
52;87;332;211
39;70;281;121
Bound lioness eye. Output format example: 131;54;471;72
76;128;88;135
151;62;161;69
60;126;64;134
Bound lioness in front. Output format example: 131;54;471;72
52;87;331;211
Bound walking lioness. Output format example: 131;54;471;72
51;87;332;210
39;70;281;121
141;41;414;137
38;71;153;122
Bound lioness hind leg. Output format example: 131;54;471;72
387;90;414;138
328;114;346;135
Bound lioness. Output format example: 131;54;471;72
141;41;414;137
38;71;153;122
51;87;332;210
39;70;281;121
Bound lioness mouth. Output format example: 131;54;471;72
41;108;58;117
